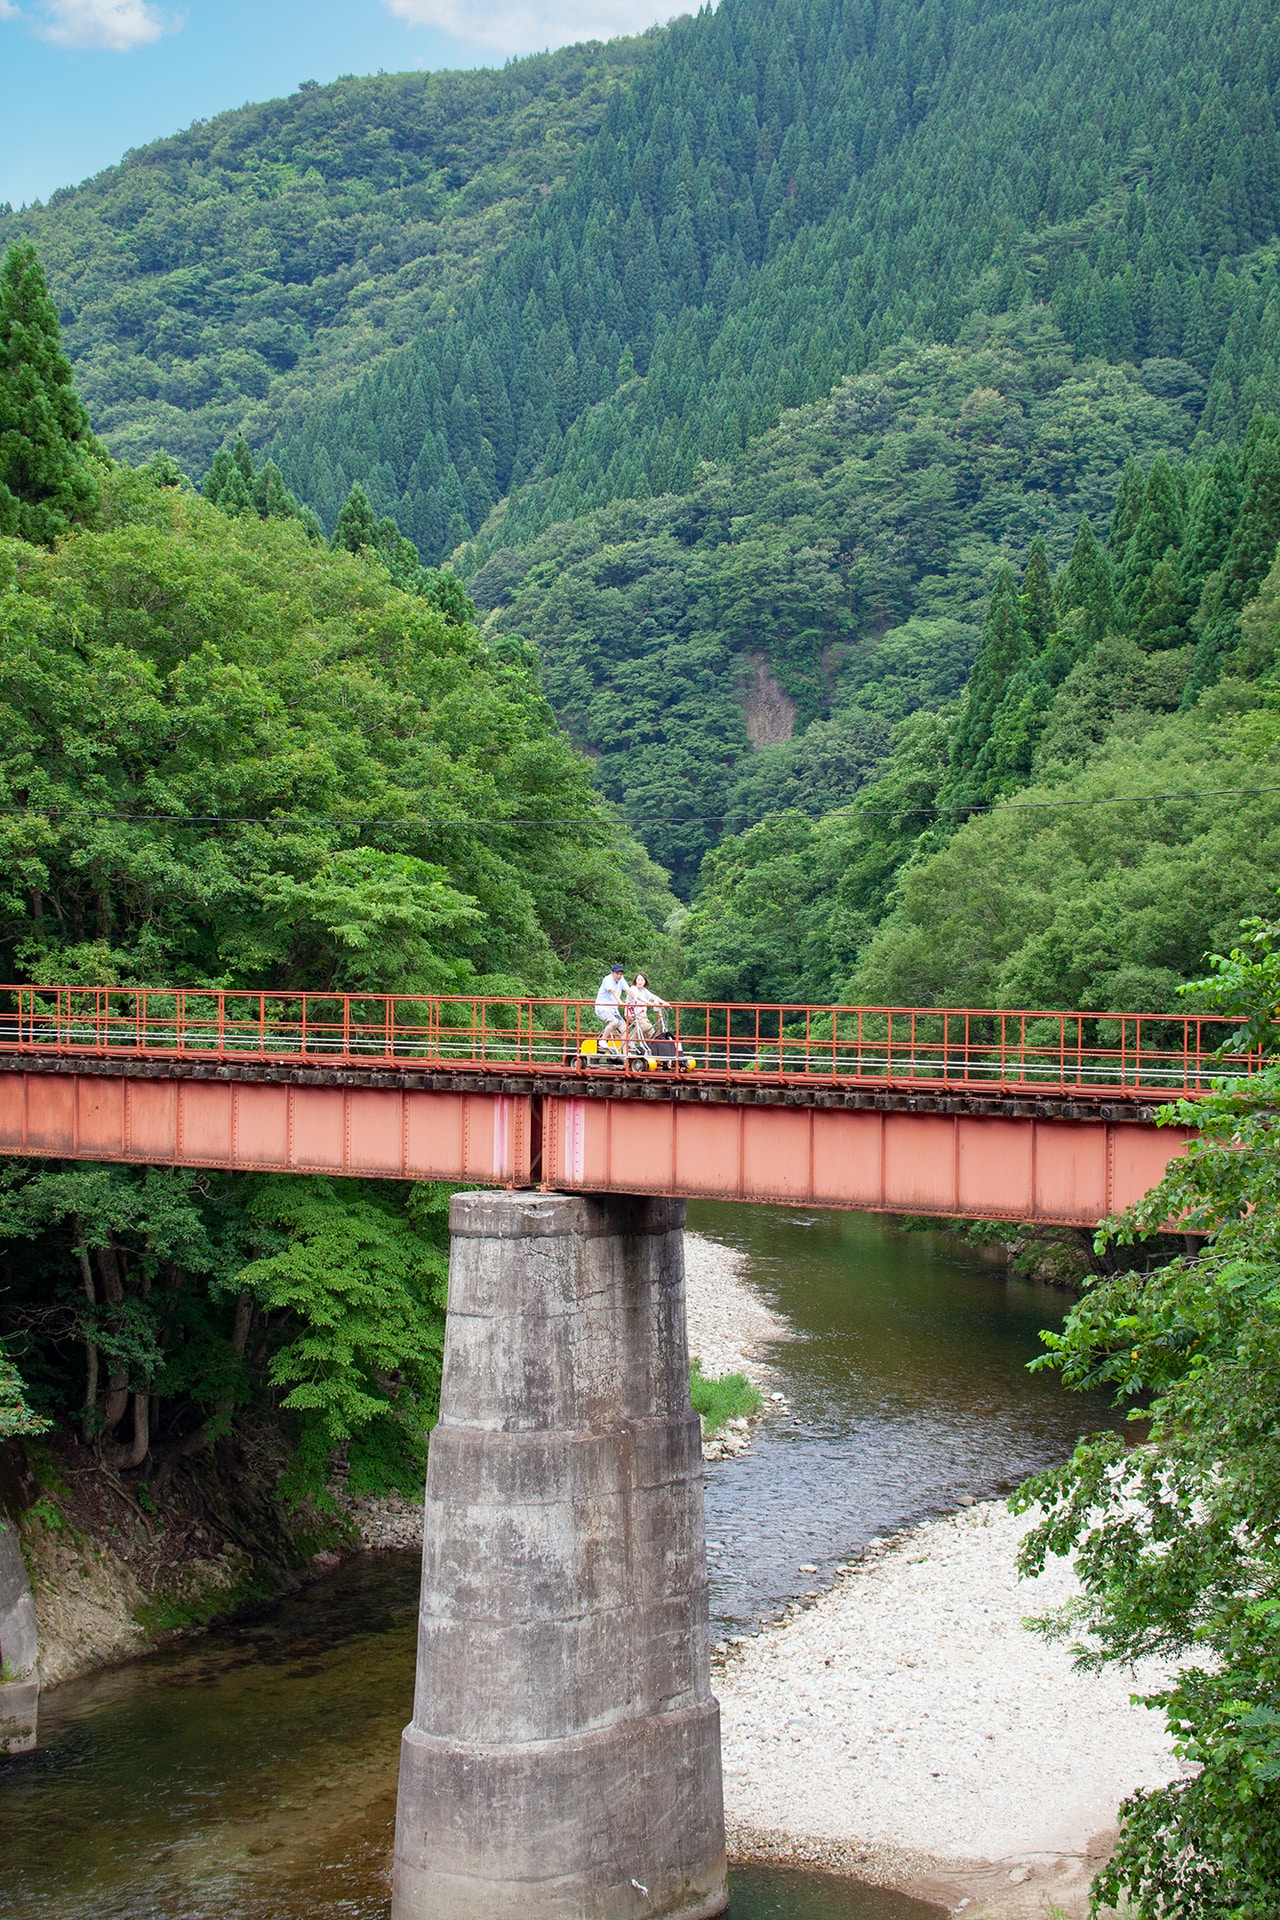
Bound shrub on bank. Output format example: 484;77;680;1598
689;1361;762;1436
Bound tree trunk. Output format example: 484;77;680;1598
96;1243;124;1305
102;1376;129;1434
96;1243;129;1434
72;1219;98;1440
106;1393;150;1472
231;1292;253;1356
123;1392;149;1471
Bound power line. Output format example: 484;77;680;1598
893;784;1280;818
0;785;1274;829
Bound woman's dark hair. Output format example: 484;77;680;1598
634;971;649;988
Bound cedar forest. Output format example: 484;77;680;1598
4;0;1280;1906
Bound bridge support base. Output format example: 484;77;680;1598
391;1190;727;1920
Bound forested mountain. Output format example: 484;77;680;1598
271;0;1280;559
0;40;653;474
7;0;1280;949
475;312;1197;885
680;415;1280;1009
16;0;1273;563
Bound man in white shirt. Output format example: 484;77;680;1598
595;964;629;1046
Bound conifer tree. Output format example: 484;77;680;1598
216;460;254;516
331;481;380;554
1020;536;1055;654
0;243;99;545
1181;445;1242;598
969;663;1052;798
1120;453;1185;612
1108;457;1147;570
1185;412;1280;698
1047;517;1120;680
1131;551;1191;651
1220;412;1280;611
252;459;294;519
943;567;1026;800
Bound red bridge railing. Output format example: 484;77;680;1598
0;986;1255;1099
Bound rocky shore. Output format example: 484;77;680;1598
684;1229;791;1460
716;1498;1181;1917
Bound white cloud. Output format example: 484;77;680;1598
32;0;173;50
384;0;682;55
0;1;22;17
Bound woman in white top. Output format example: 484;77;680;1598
626;971;668;1040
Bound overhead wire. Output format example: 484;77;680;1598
0;785;1274;828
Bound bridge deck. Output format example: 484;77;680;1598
0;987;1245;1223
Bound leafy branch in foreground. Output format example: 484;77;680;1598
1013;908;1280;1917
236;1178;452;1504
0;1339;49;1439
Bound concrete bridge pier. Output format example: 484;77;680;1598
392;1189;727;1920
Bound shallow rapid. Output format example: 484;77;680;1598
691;1204;1118;1631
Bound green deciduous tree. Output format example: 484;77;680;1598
0;457;656;1501
1014;908;1280;1915
0;1340;48;1439
237;1177;451;1500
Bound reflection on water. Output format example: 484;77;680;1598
0;1554;937;1919
0;1204;1101;1920
691;1203;1117;1629
730;1865;940;1919
0;1554;420;1919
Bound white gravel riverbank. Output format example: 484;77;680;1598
716;1495;1181;1918
679;1220;1182;1916
683;1229;791;1383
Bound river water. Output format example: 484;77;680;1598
0;1205;1117;1920
691;1203;1118;1632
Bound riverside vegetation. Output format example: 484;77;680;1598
0;241;666;1590
3;0;1280;1905
1012;917;1280;1916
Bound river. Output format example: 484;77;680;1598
0;1205;1117;1920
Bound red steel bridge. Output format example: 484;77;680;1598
0;986;1252;1225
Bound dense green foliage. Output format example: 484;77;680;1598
0;1341;48;1439
0;462;654;1491
681;420;1280;1007
0;289;656;1500
265;0;1280;565
1014;922;1280;1916
0;1157;448;1498
8;0;1280;903
0;44;652;474
0;465;645;991
476;313;1194;886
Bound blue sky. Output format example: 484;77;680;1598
0;0;678;209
